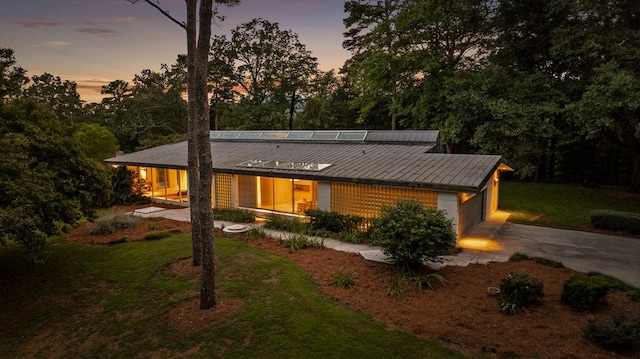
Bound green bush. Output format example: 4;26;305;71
109;166;149;206
561;275;610;312
590;209;640;234
246;227;267;239
213;208;255;223
305;209;363;233
265;215;308;233
339;229;369;244
585;311;640;352
279;233;323;251
499;273;544;314
329;267;355;288
89;212;140;235
370;200;456;268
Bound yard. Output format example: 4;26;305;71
1;207;639;358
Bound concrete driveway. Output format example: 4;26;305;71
461;212;640;287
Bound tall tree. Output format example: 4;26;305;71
22;73;84;125
128;0;239;309
0;48;28;100
0;99;111;251
343;0;405;130
209;18;318;130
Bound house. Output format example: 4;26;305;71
104;130;513;238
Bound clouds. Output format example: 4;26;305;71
15;21;63;28
76;28;117;37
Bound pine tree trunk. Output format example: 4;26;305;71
195;0;215;309
185;0;201;267
630;152;640;194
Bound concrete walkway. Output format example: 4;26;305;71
133;207;640;287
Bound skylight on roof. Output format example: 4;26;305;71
238;159;332;171
210;130;367;141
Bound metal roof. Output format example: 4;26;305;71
105;136;513;192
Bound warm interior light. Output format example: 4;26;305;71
140;167;147;180
457;237;502;251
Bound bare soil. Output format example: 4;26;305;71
67;206;640;358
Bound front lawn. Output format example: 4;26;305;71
499;181;640;231
0;233;463;359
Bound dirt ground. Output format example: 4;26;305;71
68;206;640;358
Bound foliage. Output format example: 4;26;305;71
264;215;308;233
329;267;355;289
109;166;148;206
0;100;112;251
587;272;640;302
209;18;319;129
89;212;141;235
370;200;456;268
73;123;119;161
305;208;363;233
561;275;610;312
387;275;408;297
591;209;640;234
279;232;323;251
499;273;544;315
339;229;369;244
584;311;640;353
0;48;28;99
22;72;83;123
246;227;266;240
143;228;181;241
213;208;255;223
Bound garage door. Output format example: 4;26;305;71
459;191;484;236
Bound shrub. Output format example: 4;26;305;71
339;229;369;244
149;219;161;231
590;209;640;234
329;267;355;288
305;209;363;233
508;252;531;262
561;275;610;312
265;215;307;233
408;272;447;292
584;311;640;352
89;212;140;235
109;166;148;206
213;208;255;223
246;227;266;240
279;233;323;251
370;200;456;268
143;228;181;241
499;273;544;314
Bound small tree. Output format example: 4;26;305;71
371;199;456;269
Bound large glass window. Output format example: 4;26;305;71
237;175;317;214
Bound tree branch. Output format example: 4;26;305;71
126;0;186;30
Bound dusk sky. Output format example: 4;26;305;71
0;0;351;103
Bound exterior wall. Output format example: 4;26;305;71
437;192;459;238
214;173;233;209
330;182;437;220
317;181;331;211
458;191;484;237
484;169;500;219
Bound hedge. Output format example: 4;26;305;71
590;209;640;234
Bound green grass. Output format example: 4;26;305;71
499;181;640;230
0;234;465;358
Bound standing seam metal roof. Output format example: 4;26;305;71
105;139;512;192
